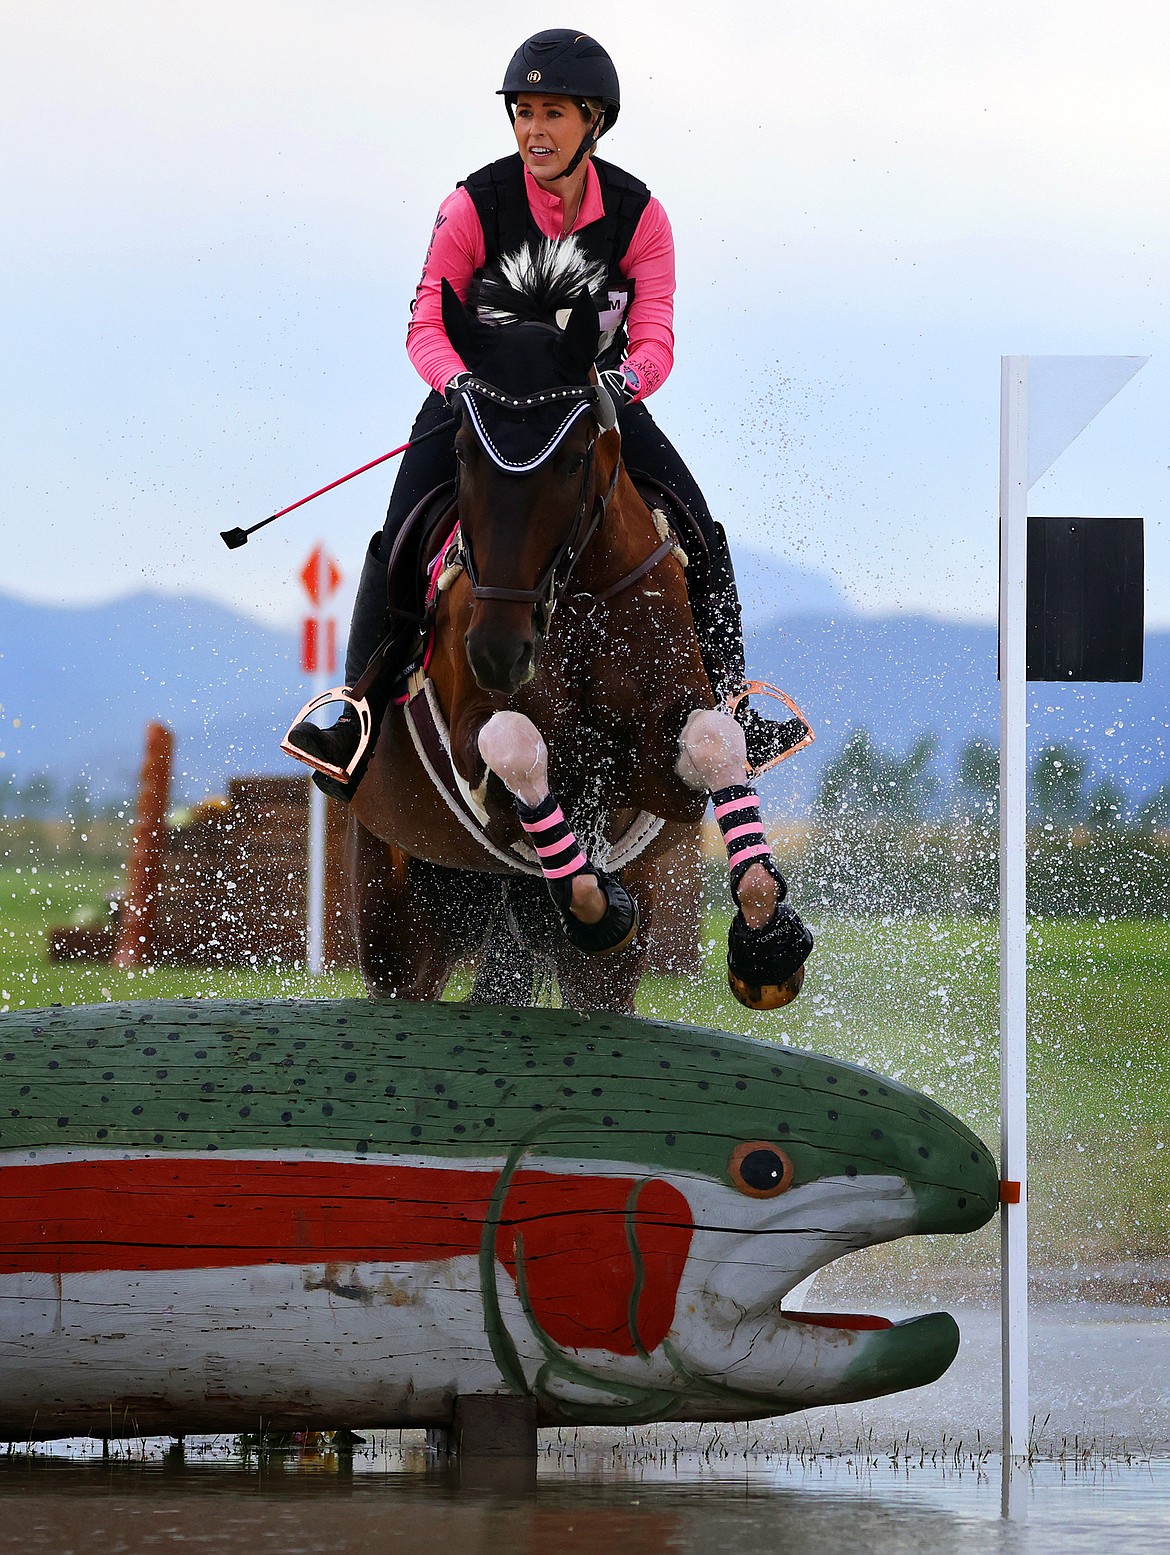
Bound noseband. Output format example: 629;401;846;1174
451;375;621;631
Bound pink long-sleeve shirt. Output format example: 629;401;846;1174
406;160;676;402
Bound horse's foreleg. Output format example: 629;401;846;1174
676;709;814;1009
477;710;637;954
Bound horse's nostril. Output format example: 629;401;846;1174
466;630;535;694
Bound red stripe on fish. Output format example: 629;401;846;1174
0;1158;692;1357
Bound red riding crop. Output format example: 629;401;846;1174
220;419;455;549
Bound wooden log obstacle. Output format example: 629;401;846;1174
0;999;997;1451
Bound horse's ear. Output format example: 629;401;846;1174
441;278;480;368
560;291;599;375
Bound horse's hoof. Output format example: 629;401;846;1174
727;902;813;1010
555;870;639;956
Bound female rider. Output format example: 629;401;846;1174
286;29;798;789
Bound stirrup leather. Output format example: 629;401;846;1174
280;688;373;783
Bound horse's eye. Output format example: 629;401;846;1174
565;455;585;476
728;1141;794;1198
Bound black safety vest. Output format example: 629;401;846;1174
459;154;652;369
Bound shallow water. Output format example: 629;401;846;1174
2;1445;1168;1555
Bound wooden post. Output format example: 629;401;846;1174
113;722;174;968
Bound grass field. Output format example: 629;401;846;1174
2;860;1167;1285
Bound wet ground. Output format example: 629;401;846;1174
1;1446;1167;1555
1;1303;1166;1553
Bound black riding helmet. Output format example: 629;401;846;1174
499;30;620;180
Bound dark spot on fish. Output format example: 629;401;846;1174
525;1060;536;1069
341;1041;354;1051
239;1107;251;1118
200;1083;215;1093
155;1069;167;1079
698;1080;709;1091
48;1061;59;1070
735;1080;747;1091
385;1085;397;1098
827;1075;838;1085
957;1197;967;1209
280;1112;292;1123
193;1050;205;1059
871;1129;883;1139
660;1060;671;1070
434;1083;445;1094
396;1033;408;1043
827;1110;838;1121
411;1125;422;1138
665;1133;677;1147
858;1088;869;1096
322;1104;334;1116
18;1086;28;1096
495;1078;506;1089
484;1117;495;1128
177;1112;189;1123
563;1057;575;1067
102;1072;114;1081
454;1124;466;1134
591;1087;603;1097
97;1129;108;1139
918;1147;930;1158
293;1040;306;1050
562;1087;575;1097
132;1106;143;1116
143;1048;157;1057
241;1083;254;1095
603;1116;615;1127
778;1121;790;1134
846;1165;858;1178
878;1087;889;1096
345;1072;357;1083
447;1100;459;1110
532;1103;544;1112
356;1140;368;1155
971;1151;981;1162
452;1044;465;1054
771;1066;782;1076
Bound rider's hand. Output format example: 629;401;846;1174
599;365;640;408
444;371;472;406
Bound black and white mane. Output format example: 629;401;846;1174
470;236;606;327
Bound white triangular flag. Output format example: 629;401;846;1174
1027;355;1148;488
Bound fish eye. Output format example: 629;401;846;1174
728;1141;793;1198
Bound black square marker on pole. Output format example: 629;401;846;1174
1025;516;1144;682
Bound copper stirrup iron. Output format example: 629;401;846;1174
280;688;374;783
723;679;816;779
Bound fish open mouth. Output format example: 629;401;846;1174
779;1309;894;1331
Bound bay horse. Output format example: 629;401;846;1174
343;241;812;1013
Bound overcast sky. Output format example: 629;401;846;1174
3;0;1167;629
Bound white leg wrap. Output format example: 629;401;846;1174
477;711;549;809
676;708;749;793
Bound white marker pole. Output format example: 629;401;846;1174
999;356;1030;1461
306;613;327;977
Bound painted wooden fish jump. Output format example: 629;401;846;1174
0;1000;997;1439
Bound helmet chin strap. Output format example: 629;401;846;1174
553;111;604;180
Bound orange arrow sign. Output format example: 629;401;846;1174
300;544;342;607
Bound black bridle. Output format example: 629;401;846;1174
451;376;621;633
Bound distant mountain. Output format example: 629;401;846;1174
1;582;1165;812
745;612;1169;809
